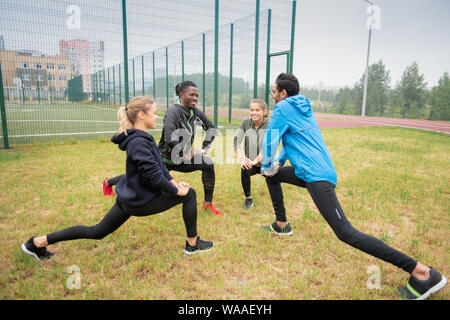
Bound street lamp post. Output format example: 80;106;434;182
361;0;380;117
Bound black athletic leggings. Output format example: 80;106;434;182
165;154;215;203
264;166;418;274
241;166;261;198
46;188;198;245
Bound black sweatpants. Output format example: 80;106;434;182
264;166;418;273
46;188;198;245
241;166;261;198
165;154;215;203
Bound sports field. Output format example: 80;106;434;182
0;103;130;145
0;125;448;300
0;102;250;145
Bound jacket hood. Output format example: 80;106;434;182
111;129;154;151
284;94;313;117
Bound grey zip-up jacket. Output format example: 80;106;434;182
158;103;216;164
233;117;269;166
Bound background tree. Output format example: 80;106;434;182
353;60;391;116
394;62;427;119
429;72;450;121
332;87;353;114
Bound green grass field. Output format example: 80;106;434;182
0;126;449;300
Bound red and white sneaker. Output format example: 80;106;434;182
201;202;223;216
102;178;115;196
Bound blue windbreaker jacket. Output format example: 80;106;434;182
261;94;337;185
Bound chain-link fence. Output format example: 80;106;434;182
0;0;296;147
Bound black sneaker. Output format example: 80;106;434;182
242;198;254;209
398;267;447;300
21;237;54;261
261;221;293;236
184;236;214;255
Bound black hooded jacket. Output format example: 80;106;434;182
158;103;216;163
112;129;178;207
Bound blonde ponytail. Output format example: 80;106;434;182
117;105;132;134
117;96;155;135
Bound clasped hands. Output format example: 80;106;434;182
239;156;258;170
171;180;191;196
260;161;280;177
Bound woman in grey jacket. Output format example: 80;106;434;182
233;99;269;209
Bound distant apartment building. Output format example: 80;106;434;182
0;50;72;97
59;39;91;93
59;39;104;93
90;40;105;73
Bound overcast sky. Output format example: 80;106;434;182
1;0;449;89
293;0;450;88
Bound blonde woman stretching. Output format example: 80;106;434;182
21;97;214;259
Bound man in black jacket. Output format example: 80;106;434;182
158;81;223;216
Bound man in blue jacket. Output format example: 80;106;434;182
260;73;447;300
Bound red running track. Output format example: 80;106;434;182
315;113;450;133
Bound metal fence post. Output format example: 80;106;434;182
91;73;94;102
113;66;116;105
37;79;41;105
0;66;10;149
132;58;135;98
214;0;219;128
122;0;130;104
202;33;206;114
141;55;145;96
152;52;156;100
21;75;25;104
289;0;297;73
286;53;290;72
166;46;169;108
181;41;185;82
265;9;272;106
103;69;106;103
254;0;260;99
97;72;100;103
119;64;122;105
107;68;110;104
228;23;234;123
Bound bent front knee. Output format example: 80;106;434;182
334;225;359;244
89;226;109;240
186;187;197;200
